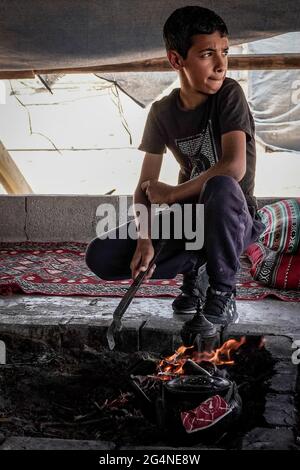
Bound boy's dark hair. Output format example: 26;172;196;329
163;6;228;59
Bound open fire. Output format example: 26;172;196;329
128;335;271;445
157;337;248;380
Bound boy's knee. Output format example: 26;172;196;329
85;237;131;280
85;237;103;273
205;175;239;194
200;175;246;216
202;175;242;203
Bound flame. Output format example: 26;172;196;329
157;345;193;380
193;336;246;366
157;337;246;379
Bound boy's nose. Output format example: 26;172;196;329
214;55;227;73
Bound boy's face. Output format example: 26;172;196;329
174;31;229;96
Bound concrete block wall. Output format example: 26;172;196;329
0;196;27;241
0;195;284;242
0;195;134;242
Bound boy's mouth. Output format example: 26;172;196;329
208;76;225;82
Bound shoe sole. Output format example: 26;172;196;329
205;311;240;327
172;307;197;315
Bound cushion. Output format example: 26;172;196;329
246;242;300;290
258;198;300;254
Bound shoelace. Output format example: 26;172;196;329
202;289;233;317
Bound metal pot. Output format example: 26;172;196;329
157;375;242;446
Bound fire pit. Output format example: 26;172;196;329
0;331;297;449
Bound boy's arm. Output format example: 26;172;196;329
172;130;246;201
144;130;246;204
133;152;163;238
130;152;163;280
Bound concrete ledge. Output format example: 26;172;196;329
140;317;181;355
263;336;294;361
0;296;299;356
270;361;298;393
264;393;296;427
0;318;298;359
223;323;297;339
242;427;295;450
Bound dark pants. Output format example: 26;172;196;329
85;175;264;292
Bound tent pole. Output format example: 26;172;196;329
0;53;300;79
0;140;33;194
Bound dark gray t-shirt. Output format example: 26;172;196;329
138;77;257;210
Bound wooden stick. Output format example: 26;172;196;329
229;53;300;70
0;53;300;79
0;70;35;79
0;140;33;194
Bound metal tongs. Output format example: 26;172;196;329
106;239;166;350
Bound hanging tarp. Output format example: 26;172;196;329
99;72;177;107
248;33;300;152
0;0;300;71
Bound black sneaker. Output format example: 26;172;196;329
201;287;239;326
172;267;208;315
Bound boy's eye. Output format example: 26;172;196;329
200;50;228;58
201;52;212;58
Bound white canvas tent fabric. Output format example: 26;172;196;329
0;0;300;71
248;33;300;152
99;72;177;107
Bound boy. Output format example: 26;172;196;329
86;6;264;330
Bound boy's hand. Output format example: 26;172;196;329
130;239;156;281
141;180;176;204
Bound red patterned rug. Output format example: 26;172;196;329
0;242;299;301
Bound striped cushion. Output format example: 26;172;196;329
246;242;300;290
258;199;300;254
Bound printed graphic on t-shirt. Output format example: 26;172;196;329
175;124;218;179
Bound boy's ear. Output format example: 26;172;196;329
167;50;183;70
